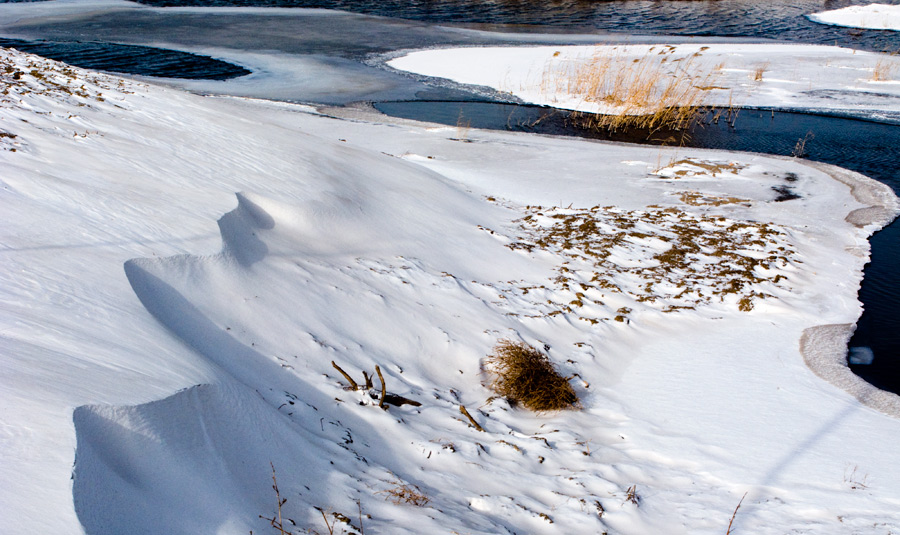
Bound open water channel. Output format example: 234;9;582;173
1;0;898;393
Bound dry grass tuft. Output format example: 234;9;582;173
751;62;769;82
871;56;897;81
485;340;577;411
381;480;430;506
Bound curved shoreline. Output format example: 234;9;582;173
332;102;900;416
798;160;900;417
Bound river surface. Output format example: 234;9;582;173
131;0;900;52
1;0;898;393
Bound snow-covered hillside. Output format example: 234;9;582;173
2;46;900;535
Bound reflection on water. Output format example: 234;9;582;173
375;100;900;394
133;0;900;52
0;38;250;79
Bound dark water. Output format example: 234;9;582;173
0;37;249;79
130;0;900;52
375;101;900;392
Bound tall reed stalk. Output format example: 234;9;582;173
543;48;723;134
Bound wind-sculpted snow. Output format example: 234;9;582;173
107;191;659;533
73;383;329;535
4;46;900;534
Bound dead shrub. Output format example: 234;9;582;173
485;340;577;411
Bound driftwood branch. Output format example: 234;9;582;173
332;361;359;390
383;393;422;408
331;361;421;408
375;365;387;410
459;405;485;432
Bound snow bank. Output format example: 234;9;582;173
3;46;900;534
809;3;900;32
388;43;900;121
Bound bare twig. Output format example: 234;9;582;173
331;361;359;390
459;405;485;432
318;508;334;535
726;492;748;534
260;463;291;535
375;365;387;410
362;370;374;390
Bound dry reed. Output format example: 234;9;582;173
872;56;897;81
751;62;769;82
542;47;723;133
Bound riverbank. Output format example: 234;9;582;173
794;160;900;419
388;43;900;124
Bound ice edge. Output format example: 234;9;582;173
798;159;900;417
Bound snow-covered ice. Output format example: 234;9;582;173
389;43;900;122
809;3;900;32
2;38;900;535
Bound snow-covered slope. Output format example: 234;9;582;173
2;47;900;534
809;3;900;32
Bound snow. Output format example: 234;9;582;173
389;43;900;122
809;3;900;32
2;37;900;535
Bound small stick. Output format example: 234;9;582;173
383;393;422;407
331;361;359;390
362;370;374;390
726;492;748;535
375;365;387;410
459;405;485;432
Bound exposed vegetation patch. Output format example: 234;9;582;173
485;340;577;412
1;47;129;108
677;190;750;207
503;202;796;320
0;129;18;151
653;158;746;179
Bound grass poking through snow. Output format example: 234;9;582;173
499;195;796;321
541;46;724;133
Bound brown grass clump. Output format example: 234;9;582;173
485;340;577;411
